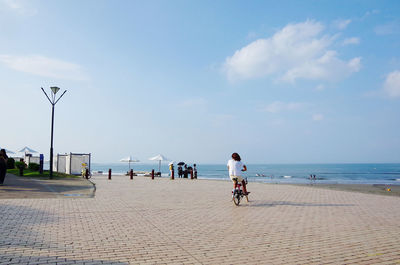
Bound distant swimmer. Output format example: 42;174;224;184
310;174;316;184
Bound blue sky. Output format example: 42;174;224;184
1;0;400;164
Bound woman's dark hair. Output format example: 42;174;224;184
232;153;241;161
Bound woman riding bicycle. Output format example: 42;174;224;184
227;153;249;195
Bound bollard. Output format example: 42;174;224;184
171;169;174;180
130;169;133;180
108;169;112;180
85;168;89;179
190;169;194;179
151;169;155;180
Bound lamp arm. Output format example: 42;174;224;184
41;87;53;104
54;90;67;105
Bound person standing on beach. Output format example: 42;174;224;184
227;152;249;195
193;164;197;179
0;149;9;185
183;164;188;178
169;163;174;177
178;165;183;178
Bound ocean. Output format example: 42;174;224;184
90;163;400;185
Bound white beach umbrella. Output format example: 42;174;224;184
149;154;170;172
19;146;38;155
0;147;15;154
120;156;140;171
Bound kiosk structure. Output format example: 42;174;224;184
53;153;91;175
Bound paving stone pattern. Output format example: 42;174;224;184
1;176;400;264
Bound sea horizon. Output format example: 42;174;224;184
89;162;400;185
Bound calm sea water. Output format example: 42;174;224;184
90;163;400;185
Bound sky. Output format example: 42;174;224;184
1;0;400;164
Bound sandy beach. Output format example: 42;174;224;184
1;174;400;264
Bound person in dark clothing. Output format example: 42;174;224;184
193;164;197;179
183;164;188;178
0;149;9;185
178;165;183;178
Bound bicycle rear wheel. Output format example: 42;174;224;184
232;191;241;206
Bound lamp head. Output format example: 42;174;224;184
50;86;60;94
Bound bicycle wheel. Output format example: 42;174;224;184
233;190;240;206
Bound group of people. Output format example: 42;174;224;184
0;149;9;185
169;163;197;178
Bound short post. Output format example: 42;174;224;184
85;168;89;179
130;169;133;180
19;165;24;176
108;169;112;180
39;154;44;174
171;169;174;180
151;169;154;180
190;169;194;179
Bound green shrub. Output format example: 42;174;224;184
15;161;26;169
28;163;40;171
7;157;15;169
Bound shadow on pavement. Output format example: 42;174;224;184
0;173;95;199
244;200;354;208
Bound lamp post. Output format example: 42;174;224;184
41;86;67;179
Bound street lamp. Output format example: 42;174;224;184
41;86;67;179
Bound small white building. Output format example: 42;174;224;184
53;153;91;175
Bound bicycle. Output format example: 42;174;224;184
231;177;249;206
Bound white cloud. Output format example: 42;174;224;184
362;10;380;19
0;0;37;15
2;0;21;9
333;19;352;30
312;114;324;121
383;70;400;98
281;52;361;83
262;101;304;113
342;37;360;45
223;20;361;83
0;54;88;81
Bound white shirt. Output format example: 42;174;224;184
227;159;244;176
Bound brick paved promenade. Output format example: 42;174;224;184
1;175;399;264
